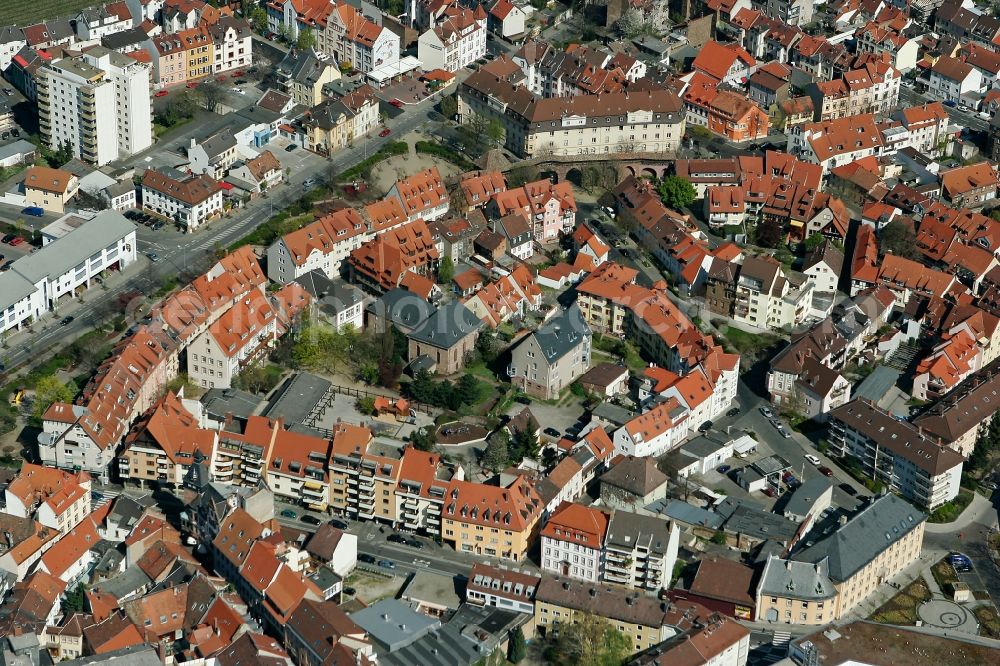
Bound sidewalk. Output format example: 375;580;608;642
926;492;993;534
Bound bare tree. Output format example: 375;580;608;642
197;81;226;113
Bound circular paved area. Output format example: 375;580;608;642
917;599;980;634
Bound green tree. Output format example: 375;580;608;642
297;27;316;50
359;363;379;385
440;94;458;120
356;396;377;415
880;220;920;259
754;220;783;248
32;375;76;422
408;427;436;451
482;431;510;473
803;233;826;251
247;5;268;33
486;119;505;147
508;626;527;663
475;328;500;364
512;427;540;461
655;175;696;210
62;583;87;615
711;530;727;545
546;613;631;666
437;256;455;284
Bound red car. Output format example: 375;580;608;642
231;70;244;77
154;89;169;97
216;75;227;82
379;128;391;137
186;81;199;88
10;237;25;246
818;466;834;477
763;487;776;498
389;99;403;108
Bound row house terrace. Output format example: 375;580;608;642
3;463;92;536
266;197;408;284
388;166;449;223
511;40;635;98
265;427;333;512
485;177;576;243
347;218;440;294
807;59;900;122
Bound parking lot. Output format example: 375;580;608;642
0;231;35;270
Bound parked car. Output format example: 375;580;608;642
60;316;74;326
777;426;791;438
378;559;395;569
359;553;376;564
389;99;403;108
717;464;731;474
21;206;43;217
0;262;12;271
300;514;321;525
805;454;821;466
302;178;317;189
839;483;857;496
760;406;774;418
782;471;795;483
407;539;425;549
343;587;356;596
231;87;245;95
331;519;349;530
2;234;14;244
698;420;713;433
818;466;834;477
543;427;561;439
285;143;298;152
379;128;391;137
10;236;24;246
279;509;296;519
943;99;957;107
387;533;407;544
186;81;199;88
154;89;168;97
762;487;776;498
146;252;160;262
726;407;740;417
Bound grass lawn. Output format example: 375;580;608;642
974;605;1000;638
869;578;931;625
1;0;97;25
720;325;781;357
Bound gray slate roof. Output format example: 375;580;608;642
350;598;440;652
294;269;363;315
783;478;832;519
792;493;926;583
407;301;482;349
366;288;435;331
758;555;837;601
605;510;673;555
524;304;591;365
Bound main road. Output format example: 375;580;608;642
0;99;436;374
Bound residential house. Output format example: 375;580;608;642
277;48;339;107
417;6;487;72
348;218;440;294
186;132;238;179
598;455;669;509
929;56;984;103
690;40;757;86
322;1;400;74
3;464;92;535
540;502;609;582
465;563;539;614
802;240;843;295
603;511;679;593
22;166;79;214
207;16;252;74
440;475;543;562
486;178;576;243
940;161;1000;208
141;168;223;231
302;84;379;155
75;4;134;43
145;25;214;87
807;60;900;122
894;102;950;156
294;270;365;331
684;78;770;142
508;305;592;399
388;167;449;223
188;289;278;389
487;0;527;38
228;150;283;193
913;358;1000;456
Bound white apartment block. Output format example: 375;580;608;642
39;404;118;481
141;169;224;232
188;290;277;390
39;49;152;166
322;3;400;74
82;47;154;159
603;512;679;593
0;211;137;336
928;57;984;103
417;7;487;73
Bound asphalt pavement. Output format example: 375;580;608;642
0;101;436;375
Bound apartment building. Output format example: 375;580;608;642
893;102;950;155
37;52;152;166
807;60;900;121
912;329;982;401
914;359;1000;457
512;41;636;98
534;576;685;655
187;290;278;390
0;210;137;336
302;85;380;155
348;218;440;294
828;401;964;509
765;0;813;26
541;502;609;582
791;494;925;619
266;198;408;284
388;167;449;223
603;510;679;593
276;48;340;107
265;429;332;511
691;40;757;86
417;6;487;73
575;261;645;335
207;16;252;74
789;113;886;173
929;56;984;103
141;168;224;232
509;305;592;399
329;426;401;524
211;417;277;489
322;1;400;74
3;464;92;535
465;563;539;614
441;476;543;562
683;83;771;142
145;25;214;87
458;69;685;158
118;392;217;486
941;161;1000;208
731;256;806;330
755;556;838;625
485;178;576;243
